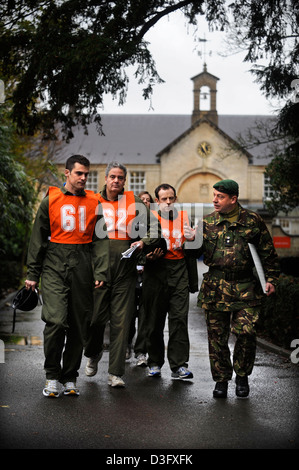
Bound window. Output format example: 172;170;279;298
85;170;98;192
129;171;146;194
280;218;290;233
263;174;275;200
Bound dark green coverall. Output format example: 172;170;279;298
84;186;162;377
26;186;109;383
143;210;199;372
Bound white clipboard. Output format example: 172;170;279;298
248;243;267;294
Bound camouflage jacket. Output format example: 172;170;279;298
197;204;280;311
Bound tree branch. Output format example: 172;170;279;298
136;0;196;40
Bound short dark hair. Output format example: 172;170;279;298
66;155;90;171
155;183;176;200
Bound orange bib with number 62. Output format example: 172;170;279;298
97;192;136;240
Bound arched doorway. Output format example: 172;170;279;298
177;172;221;203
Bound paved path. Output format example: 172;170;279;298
0;262;298;452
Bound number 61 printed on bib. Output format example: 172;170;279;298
61;204;87;232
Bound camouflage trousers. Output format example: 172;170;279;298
204;307;259;382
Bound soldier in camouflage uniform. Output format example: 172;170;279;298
193;179;279;398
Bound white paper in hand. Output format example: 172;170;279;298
248;243;267;294
121;244;139;260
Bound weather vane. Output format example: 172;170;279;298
197;34;212;66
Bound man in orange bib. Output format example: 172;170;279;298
25;155;109;397
144;184;198;379
84;162;162;387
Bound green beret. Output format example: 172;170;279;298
213;179;239;196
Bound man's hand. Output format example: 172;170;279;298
130;240;144;252
183;223;195;241
94;280;105;289
146;248;164;261
265;282;275;296
25;280;38;291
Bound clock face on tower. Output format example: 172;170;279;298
197;141;212;157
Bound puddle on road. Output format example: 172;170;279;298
0;335;43;346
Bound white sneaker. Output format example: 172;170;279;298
63;381;80;396
171;366;193;380
85;352;103;377
148;366;161;377
136;353;147;367
108;374;125;388
43;379;60;398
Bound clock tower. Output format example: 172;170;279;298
191;63;219;126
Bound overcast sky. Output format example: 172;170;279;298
102;12;280;116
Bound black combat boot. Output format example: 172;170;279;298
235;375;249;397
213;381;228;398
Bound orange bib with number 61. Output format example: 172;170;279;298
48;186;99;244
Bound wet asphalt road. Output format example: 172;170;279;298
0;262;298;454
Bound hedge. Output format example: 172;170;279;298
258;274;299;350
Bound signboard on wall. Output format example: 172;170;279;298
273;236;291;248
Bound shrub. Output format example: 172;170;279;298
279;257;299;277
258;274;299;349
